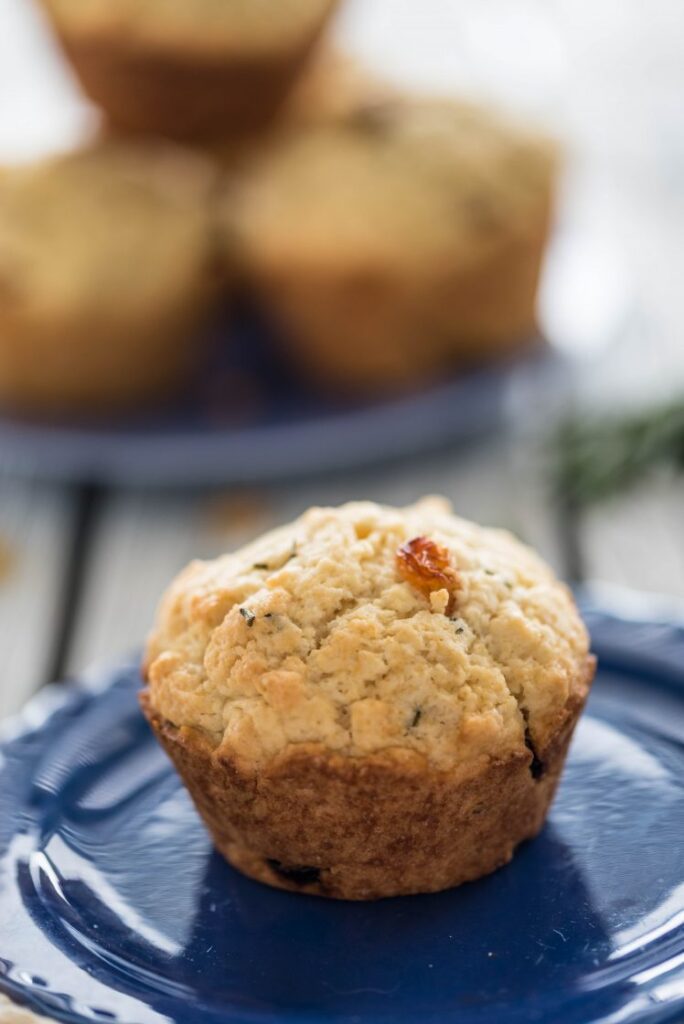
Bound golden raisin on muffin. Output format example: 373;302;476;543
0;141;217;414
38;0;339;141
142;497;594;900
221;97;556;392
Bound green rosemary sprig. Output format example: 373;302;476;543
552;397;684;507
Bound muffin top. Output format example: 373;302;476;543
0;142;215;319
224;98;556;278
145;498;590;775
42;0;338;57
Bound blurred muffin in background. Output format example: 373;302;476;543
222;98;557;393
278;47;399;131
213;49;398;176
0;142;217;415
38;0;339;142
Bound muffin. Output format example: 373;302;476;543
38;0;339;141
213;50;399;204
214;49;399;165
142;497;594;900
222;98;556;391
0;142;216;414
277;49;399;132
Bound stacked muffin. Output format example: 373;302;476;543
223;98;555;390
0;1;557;413
39;0;339;140
0;142;216;412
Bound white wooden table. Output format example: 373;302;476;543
1;1;684;1020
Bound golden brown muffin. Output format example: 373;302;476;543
38;0;339;141
278;48;399;131
143;497;594;900
212;49;399;166
221;98;556;392
0;142;216;414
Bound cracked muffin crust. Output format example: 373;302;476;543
0;141;216;413
143;498;594;899
39;0;338;140
221;99;556;391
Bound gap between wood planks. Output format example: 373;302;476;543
45;482;106;686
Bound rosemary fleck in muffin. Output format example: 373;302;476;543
222;98;556;391
39;0;339;141
143;498;594;900
0;142;216;414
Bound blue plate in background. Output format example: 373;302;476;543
1;603;683;1024
0;312;555;487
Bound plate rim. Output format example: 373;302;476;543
0;349;557;488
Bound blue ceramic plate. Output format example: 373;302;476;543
0;312;556;487
1;602;683;1024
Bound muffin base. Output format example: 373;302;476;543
50;20;334;141
0;300;211;415
247;214;551;394
141;656;594;900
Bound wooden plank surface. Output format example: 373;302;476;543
581;474;684;598
0;478;72;720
